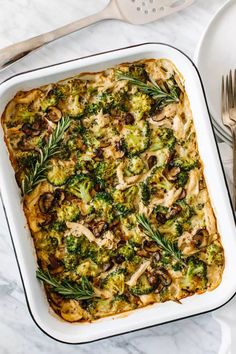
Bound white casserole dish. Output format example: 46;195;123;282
0;43;236;344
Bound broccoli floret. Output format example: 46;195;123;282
140;182;150;206
66;95;84;117
91;247;111;265
182;258;207;291
16;151;38;169
127;156;146;176
129;64;149;82
91;192;114;222
176;171;189;188
65;235;79;253
124;120;150;156
95;161;117;181
205;243;224;266
117;243;135;260
103;269;125;295
76;260;99;277
63;253;78;271
113;186;137;217
129;274;155;296
57;202;80;223
172;158;198;172
66;174;93;203
47;160;74;186
130;92;152;120
50;221;66;232
150;127;176;152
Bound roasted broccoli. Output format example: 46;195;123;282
91;192;114;222
205;243;224;266
56;201;80;223
172;158;198;172
129;274;155;296
176;171;189;188
63;253;78;271
130;92;152;120
66;174;94;203
140;182;150;206
65;235;79;253
113;186;137;217
47;160;74;186
117;243;135;260
150;127;176;152
127;156;146;176
182;258;207;291
103;269;125;295
76;260;99;277
123;120;150;156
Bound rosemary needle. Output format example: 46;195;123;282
116;70;180;108
137;214;186;266
36;269;98;300
21;116;71;195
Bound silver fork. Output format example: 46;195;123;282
222;70;236;209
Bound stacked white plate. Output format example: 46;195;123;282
195;0;236;146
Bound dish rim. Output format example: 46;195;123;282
0;42;235;344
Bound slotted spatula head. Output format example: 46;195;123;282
114;0;195;25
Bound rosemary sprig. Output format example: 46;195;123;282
36;268;98;300
116;70;180;108
137;214;186;266
21;117;71;195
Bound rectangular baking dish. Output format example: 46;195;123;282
0;43;236;344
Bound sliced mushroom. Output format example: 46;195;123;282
143;240;159;253
147;155;157;169
45;106;62;122
21;123;41;137
192;228;208;249
167;204;182;218
92;221;109;238
53;189;65;206
157;268;172;286
164;166;181;181
38;193;55;214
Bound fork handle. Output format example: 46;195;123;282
0;1;121;71
232;126;236;210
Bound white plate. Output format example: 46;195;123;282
0;43;236;343
195;0;236;144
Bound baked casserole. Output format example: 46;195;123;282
1;59;224;322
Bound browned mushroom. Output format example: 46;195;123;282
147;155;157;169
45;106;62;122
178;189;186;200
157;268;172;286
92;221;109;238
192;228;208;249
167;204;182;218
125;113;135;125
38;193;55;214
164;166;181;181
21;123;41;137
53;189;65;206
143;240;160;253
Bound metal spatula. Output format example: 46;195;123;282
0;0;194;70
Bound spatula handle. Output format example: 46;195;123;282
0;1;121;70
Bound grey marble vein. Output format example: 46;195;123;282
0;0;226;353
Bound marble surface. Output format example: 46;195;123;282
0;0;228;353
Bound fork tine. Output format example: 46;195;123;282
233;69;236;107
228;70;234;109
222;75;226;116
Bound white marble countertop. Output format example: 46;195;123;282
0;0;228;353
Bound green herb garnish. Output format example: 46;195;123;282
22;117;70;194
116;70;180;108
36;268;98;300
137;214;186;266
